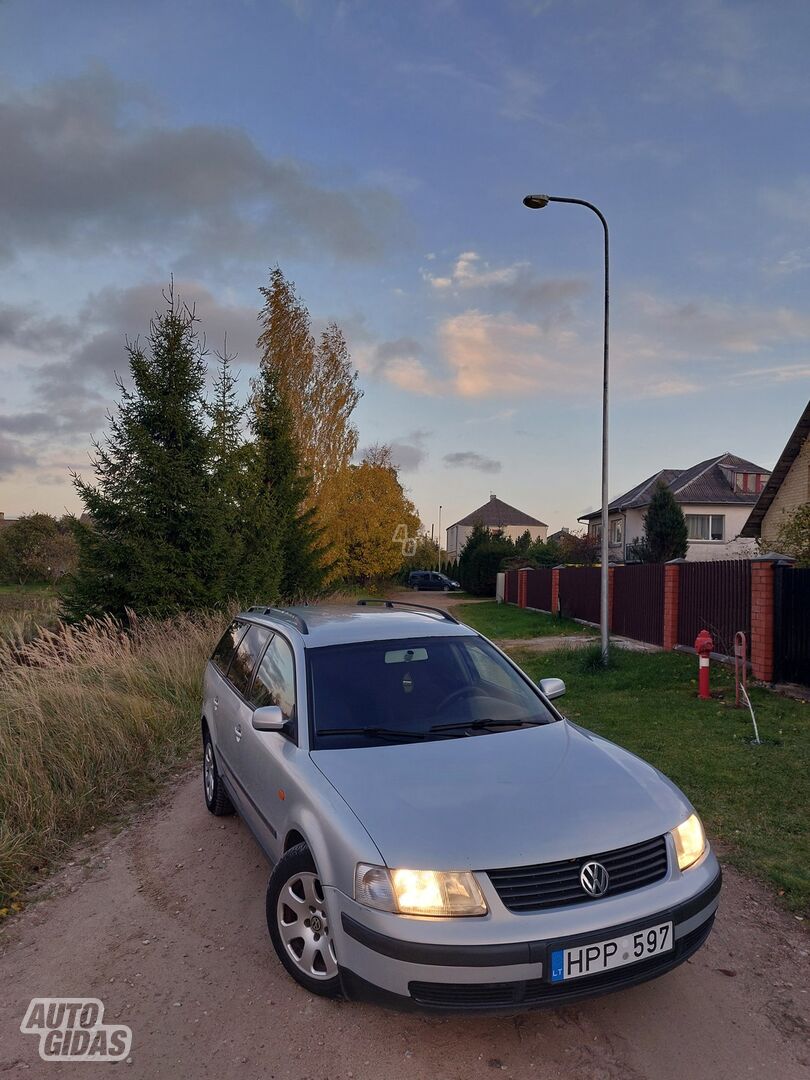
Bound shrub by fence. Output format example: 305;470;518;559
612;564;665;646
677;560;751;657
558;567;600;624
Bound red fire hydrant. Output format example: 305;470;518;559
695;630;714;700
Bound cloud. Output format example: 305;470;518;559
0;433;36;478
443;451;501;474
389;429;431;472
0;67;402;267
423;251;587;315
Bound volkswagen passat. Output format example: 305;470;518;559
201;601;720;1012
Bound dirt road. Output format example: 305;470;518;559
1;766;808;1080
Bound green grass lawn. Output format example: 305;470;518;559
456;600;593;639
509;645;810;914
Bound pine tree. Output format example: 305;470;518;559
63;285;219;619
246;365;327;602
643;482;689;562
207;340;248;601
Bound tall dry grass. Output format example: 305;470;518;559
0;610;226;906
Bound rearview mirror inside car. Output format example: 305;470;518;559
539;677;566;700
252;705;285;731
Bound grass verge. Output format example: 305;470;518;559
455;600;592;639
0;584;60;642
511;645;810;914
0;611;224;910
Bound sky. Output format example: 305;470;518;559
1;0;809;539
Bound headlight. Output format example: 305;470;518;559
671;813;706;871
355;863;487;916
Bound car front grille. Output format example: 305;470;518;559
408;917;713;1010
486;834;669;912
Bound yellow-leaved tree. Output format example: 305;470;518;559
329;445;421;584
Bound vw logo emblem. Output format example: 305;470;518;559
580;861;610;897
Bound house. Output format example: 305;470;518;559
579;452;771;562
0;512;17;530
445;495;548;560
741;399;810;547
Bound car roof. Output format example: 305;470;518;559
238;603;478;648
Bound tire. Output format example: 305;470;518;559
266;844;342;997
202;726;234;816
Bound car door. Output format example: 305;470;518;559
216;623;272;816
239;632;300;863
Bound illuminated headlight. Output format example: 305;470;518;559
671;813;706;871
355;863;487;917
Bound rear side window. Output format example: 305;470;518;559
228;624;272;698
211;620;247;674
250;635;296;719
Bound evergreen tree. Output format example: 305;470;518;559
63;285;219;619
642;482;689;562
246;364;327;602
206;340;248;601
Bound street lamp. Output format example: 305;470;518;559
523;193;611;662
438;504;443;573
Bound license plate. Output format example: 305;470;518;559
549;921;673;983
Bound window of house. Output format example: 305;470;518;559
686;514;725;541
609;519;623;545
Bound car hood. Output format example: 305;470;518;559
310;721;691;870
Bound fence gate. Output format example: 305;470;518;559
677;560;751;657
612;564;665;646
774;565;810;685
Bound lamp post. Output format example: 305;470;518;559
438;504;443;573
523;193;610;662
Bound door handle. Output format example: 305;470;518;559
234;723;242;742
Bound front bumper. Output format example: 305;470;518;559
329;853;721;1013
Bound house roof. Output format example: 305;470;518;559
741;400;810;538
450;495;547;529
579;452;770;522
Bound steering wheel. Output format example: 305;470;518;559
435;684;488;715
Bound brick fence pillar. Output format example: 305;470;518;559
750;558;778;682
663;560;682;651
518;569;528;609
551;566;563;616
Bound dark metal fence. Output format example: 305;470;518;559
503;570;519;605
677;560;751;656
774;566;810;685
612;564;665;645
525;568;553;611
559;567;600;623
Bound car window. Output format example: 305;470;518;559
227;624;272;698
466;642;517;692
250;634;296;719
308;635;555;748
210;620;248;674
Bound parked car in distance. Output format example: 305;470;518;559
201;601;720;1013
408;570;461;591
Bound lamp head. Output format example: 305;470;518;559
523;194;550;209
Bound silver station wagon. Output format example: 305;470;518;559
201;601;721;1012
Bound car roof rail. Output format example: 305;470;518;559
247;606;309;635
356;598;459;625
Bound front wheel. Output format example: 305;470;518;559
266;844;342;997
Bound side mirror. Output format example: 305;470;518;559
539;677;566;701
252;705;285;731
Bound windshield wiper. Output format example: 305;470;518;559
317;726;429;742
429;717;546;733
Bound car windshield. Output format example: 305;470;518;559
307;635;557;748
